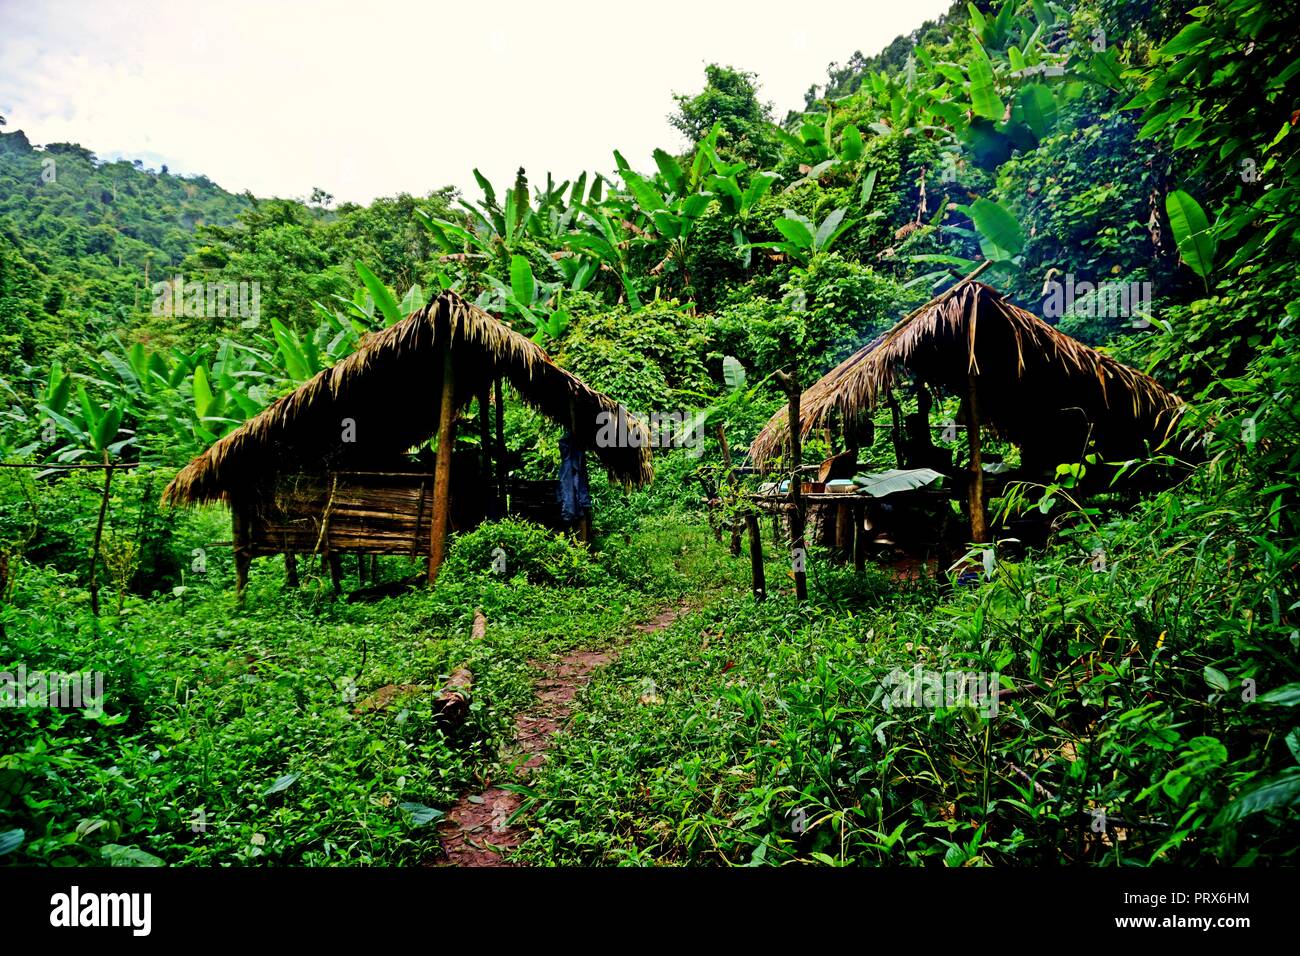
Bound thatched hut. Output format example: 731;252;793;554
163;291;653;594
748;274;1183;541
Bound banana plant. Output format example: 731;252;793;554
39;376;132;463
777;107;868;191
484;255;570;344
613;148;713;295
744;207;855;268
563;204;643;308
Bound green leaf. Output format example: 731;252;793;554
1257;683;1300;706
652;148;685;195
1203;665;1230;692
855;468;944;497
1012;84;1057;139
967;45;1004;120
355;261;404;325
1216;768;1300;824
0;828;23;856
774;216;815;250
193;364;214;420
262;772;301;796
1165;190;1216;281
623;171;667;214
722;356;746;392
839;124;864;161
509;255;536;307
1159;22;1212;57
814;207;849;251
399;802;444;826
100;844;165;867
859;168;879;209
967;197;1024;259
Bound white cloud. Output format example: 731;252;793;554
0;0;953;204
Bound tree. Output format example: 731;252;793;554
669;64;779;167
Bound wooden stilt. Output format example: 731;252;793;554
494;377;507;517
966;372;988;543
835;501;853;561
284;553;299;588
232;504;250;602
777;370;808;602
716;423;741;557
746;512;766;602
328;554;343;594
427;341;457;584
853;502;867;572
477;379;492;518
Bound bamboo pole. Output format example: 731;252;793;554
427;342;456;584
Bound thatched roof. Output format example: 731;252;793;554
749;278;1183;472
164;291;653;505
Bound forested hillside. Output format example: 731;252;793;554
1;0;1297;870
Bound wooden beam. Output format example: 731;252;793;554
427;341;457;584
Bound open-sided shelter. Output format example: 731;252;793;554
748;275;1184;541
163;291;653;594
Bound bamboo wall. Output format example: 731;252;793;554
241;472;565;556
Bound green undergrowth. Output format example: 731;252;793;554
0;510;741;865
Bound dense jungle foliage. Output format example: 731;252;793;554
1;0;1297;866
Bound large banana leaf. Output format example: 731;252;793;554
855;468;945;497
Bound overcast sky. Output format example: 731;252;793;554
0;0;952;205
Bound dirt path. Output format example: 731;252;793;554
435;601;690;867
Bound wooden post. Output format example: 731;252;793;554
777;371;808;602
716;423;741;556
232;503;250;602
328;554;343;594
745;512;766;602
284;553;299;588
853;501;868;572
966;373;988;543
494;376;507;517
835;501;853;561
427;341;457;584
478;379;492;517
88;453;114;617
